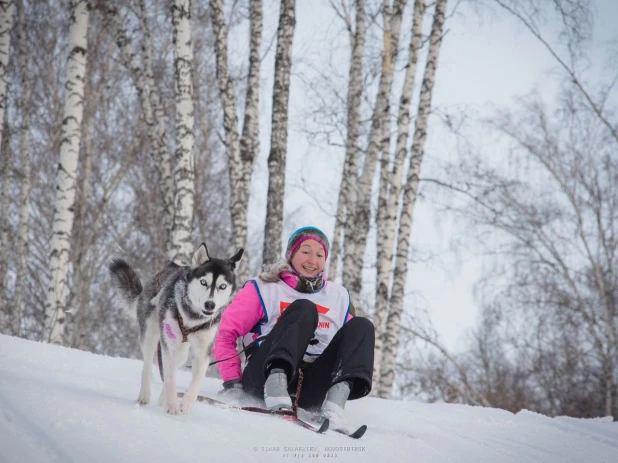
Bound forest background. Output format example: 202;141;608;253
1;0;618;419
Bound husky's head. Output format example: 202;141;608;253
186;243;244;319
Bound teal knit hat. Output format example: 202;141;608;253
285;226;330;260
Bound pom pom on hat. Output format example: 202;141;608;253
286;226;330;260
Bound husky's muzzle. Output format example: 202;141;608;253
203;301;215;316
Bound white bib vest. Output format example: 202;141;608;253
243;278;351;363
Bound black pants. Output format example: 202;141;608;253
241;299;375;409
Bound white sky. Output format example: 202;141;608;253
244;0;618;351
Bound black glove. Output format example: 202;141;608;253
218;378;244;399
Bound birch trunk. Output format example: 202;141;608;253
210;0;262;283
0;105;9;335
377;0;447;398
169;0;196;265
343;0;405;305
13;0;32;337
263;0;295;265
66;44;107;347
104;3;174;259
329;0;365;281
67;120;92;349
45;0;89;345
0;0;9;335
372;0;424;392
0;0;12;333
238;0;262;282
0;0;14;151
139;0;175;258
373;111;392;383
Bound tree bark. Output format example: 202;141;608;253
103;2;175;260
0;0;14;151
329;0;365;281
65;39;112;348
238;0;262;282
372;0;424;392
139;0;175;258
45;0;89;345
13;0;32;337
343;0;406;307
0;103;10;335
169;0;196;265
210;0;262;283
263;0;296;265
0;0;12;335
378;0;447;398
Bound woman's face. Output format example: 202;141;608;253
290;239;326;278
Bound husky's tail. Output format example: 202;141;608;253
108;258;143;311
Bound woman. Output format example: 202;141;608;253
213;226;375;427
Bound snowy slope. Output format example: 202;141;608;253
1;334;617;463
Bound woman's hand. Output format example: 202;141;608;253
218;378;244;402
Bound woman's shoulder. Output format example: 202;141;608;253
324;279;350;295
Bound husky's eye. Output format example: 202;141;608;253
200;279;207;287
219;283;227;290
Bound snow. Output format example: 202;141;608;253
1;334;617;463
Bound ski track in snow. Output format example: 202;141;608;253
1;334;618;463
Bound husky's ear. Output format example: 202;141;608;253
228;248;244;268
192;243;210;266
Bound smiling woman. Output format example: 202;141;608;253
285;226;329;279
212;226;374;432
290;239;326;278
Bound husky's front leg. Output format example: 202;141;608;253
181;351;208;414
181;338;210;414
160;343;181;415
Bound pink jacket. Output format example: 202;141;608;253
213;272;353;382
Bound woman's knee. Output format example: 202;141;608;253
283;299;319;323
345;316;375;340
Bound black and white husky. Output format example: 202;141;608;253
108;243;243;415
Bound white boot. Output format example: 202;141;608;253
264;368;293;411
320;381;351;431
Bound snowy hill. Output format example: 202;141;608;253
1;335;617;463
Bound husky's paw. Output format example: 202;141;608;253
180;394;197;414
165;402;181;415
137;391;150;405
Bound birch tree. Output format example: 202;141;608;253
378;0;448;398
0;0;14;150
65;28;116;349
44;0;89;345
417;82;618;417
328;0;365;280
0;106;10;334
372;0;424;391
210;0;262;283
101;1;175;260
263;0;295;265
13;0;32;337
342;0;406;306
490;0;616;419
139;0;175;259
0;0;13;333
169;0;196;265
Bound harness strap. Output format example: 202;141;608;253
177;312;212;343
207;336;318;367
207;335;266;367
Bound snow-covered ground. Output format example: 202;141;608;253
1;334;617;463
